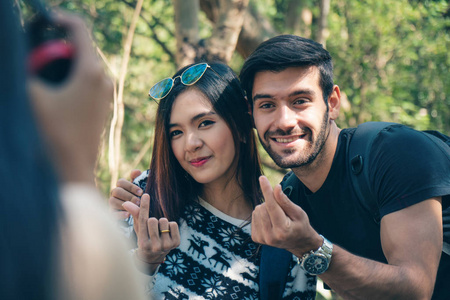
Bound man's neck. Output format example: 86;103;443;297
292;124;341;193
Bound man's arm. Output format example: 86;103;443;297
252;176;443;300
321;198;442;300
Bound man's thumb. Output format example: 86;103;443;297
122;201;140;219
130;169;142;181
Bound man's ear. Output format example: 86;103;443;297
328;85;341;121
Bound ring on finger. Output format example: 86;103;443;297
160;229;170;234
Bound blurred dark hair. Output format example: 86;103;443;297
240;34;334;107
146;62;263;221
0;2;61;299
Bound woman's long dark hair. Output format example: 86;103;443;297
0;2;61;300
146;62;263;221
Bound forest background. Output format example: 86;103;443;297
16;0;449;299
19;0;449;214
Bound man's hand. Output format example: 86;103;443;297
109;169;143;219
251;176;322;255
123;194;180;274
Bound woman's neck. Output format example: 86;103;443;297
200;179;252;220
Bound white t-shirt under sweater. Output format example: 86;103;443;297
120;171;316;299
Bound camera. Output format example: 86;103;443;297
27;14;74;84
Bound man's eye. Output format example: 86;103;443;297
294;99;308;105
259;103;274;109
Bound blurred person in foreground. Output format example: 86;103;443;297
0;3;146;300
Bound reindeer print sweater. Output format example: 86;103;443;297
121;172;317;299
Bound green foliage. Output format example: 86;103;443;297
42;0;449;196
326;0;449;132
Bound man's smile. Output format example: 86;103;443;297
272;134;307;144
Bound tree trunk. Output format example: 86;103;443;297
200;0;277;59
173;0;200;67
108;0;144;190
285;0;312;38
202;0;250;63
316;0;330;47
236;1;278;58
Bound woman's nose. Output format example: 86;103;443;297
185;132;203;152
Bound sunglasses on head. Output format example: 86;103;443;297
148;63;224;103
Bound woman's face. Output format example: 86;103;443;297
169;88;238;187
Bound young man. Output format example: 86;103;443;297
240;35;450;300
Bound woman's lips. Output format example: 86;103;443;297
189;156;211;167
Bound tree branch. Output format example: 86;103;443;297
109;0;145;190
120;0;175;62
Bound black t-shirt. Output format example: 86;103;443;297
291;125;450;299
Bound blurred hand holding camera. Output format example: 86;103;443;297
29;12;113;184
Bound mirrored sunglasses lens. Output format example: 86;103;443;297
149;78;173;99
181;63;208;85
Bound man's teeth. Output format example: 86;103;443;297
275;137;297;143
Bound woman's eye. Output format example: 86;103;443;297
170;130;182;138
199;120;215;128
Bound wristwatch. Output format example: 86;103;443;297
298;235;333;275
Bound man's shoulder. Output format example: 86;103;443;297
371;124;448;157
347;122;445;157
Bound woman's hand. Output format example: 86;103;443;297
123;194;180;273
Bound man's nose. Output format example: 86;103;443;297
275;105;298;131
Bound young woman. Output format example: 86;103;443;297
121;62;317;299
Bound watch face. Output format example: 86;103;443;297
303;255;328;275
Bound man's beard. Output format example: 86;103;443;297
259;111;330;169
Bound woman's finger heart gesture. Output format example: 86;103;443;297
123;194;180;274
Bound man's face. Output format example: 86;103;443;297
251;66;331;169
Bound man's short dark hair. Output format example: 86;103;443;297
240;35;334;106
